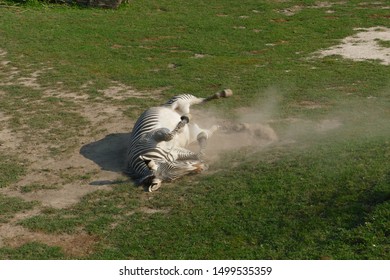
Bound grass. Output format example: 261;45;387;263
0;156;25;189
377;39;390;48
0;0;389;259
100;134;387;260
0;242;64;260
0;194;37;223
18;184;59;193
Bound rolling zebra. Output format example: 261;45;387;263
125;89;233;192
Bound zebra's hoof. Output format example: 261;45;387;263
181;114;191;123
220;89;233;98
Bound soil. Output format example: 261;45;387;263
316;26;390;65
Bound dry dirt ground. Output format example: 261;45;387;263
1;21;389;257
316;26;390;65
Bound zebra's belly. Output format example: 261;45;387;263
155;107;190;149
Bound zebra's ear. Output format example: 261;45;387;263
148;178;162;192
139;156;158;171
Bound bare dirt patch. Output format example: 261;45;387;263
315;26;390;65
278;1;346;16
297;100;328;109
99;81;161;100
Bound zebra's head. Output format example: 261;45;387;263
140;156;207;192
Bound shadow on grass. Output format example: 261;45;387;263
80;132;152;191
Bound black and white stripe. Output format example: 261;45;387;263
126;95;198;184
125;92;225;186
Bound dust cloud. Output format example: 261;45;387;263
190;89;282;162
190;87;389;164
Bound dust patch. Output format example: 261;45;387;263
316;119;342;132
190;93;281;162
189;89;352;165
297;100;328;109
99;81;161;100
0;49;20;86
44;88;90;101
17;70;43;90
314;26;390;65
205;122;278;162
0;128;21;152
358;2;390;9
138;206;170;214
278;1;346;16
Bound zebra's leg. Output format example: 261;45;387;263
149;115;190;143
188;123;219;156
165;114;191;140
203;89;233;102
170;89;233;115
171;147;200;161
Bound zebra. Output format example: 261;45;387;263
125;89;233;192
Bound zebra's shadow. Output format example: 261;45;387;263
80;133;130;173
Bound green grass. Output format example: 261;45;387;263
0;242;64;260
91;135;388;259
20;186;141;235
0;0;389;259
0;156;25;189
376;39;390;48
19;133;386;259
0;195;37;223
1;0;389;100
18;184;59;193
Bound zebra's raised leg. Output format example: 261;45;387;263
187;123;219;157
197;132;207;157
167;89;233;115
165;114;191;140
149;114;191;143
203;89;233;102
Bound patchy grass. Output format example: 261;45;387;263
0;0;389;259
0;155;25;189
86;134;389;260
377;39;390;48
0;195;37;223
0;242;64;260
20;185;141;235
18;184;60;193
